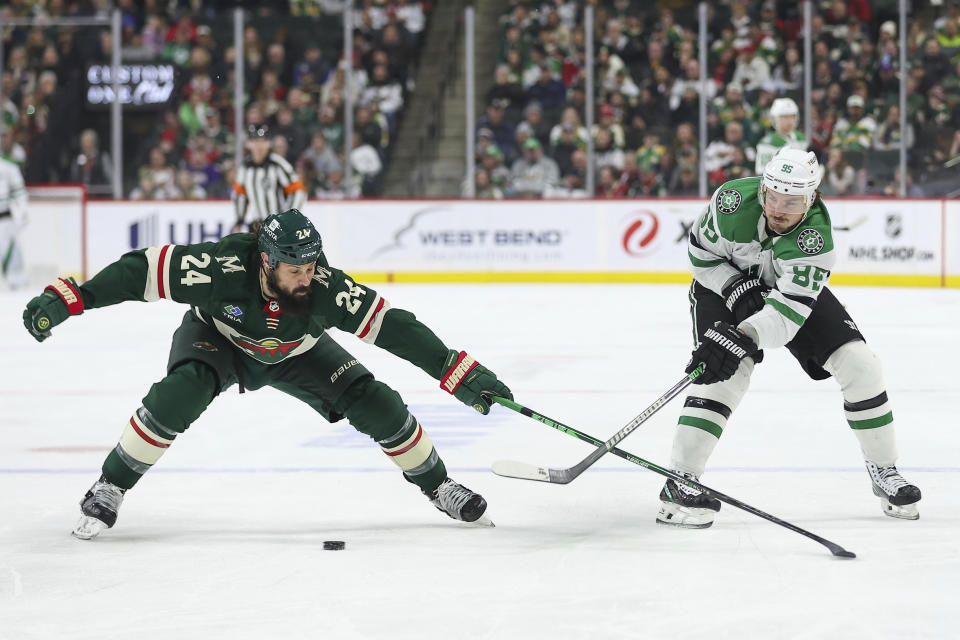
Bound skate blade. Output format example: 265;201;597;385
656;503;715;529
467;513;495;528
72;515;109;540
881;499;919;520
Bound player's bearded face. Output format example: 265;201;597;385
266;262;316;315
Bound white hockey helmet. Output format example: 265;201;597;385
759;147;821;217
770;97;799;120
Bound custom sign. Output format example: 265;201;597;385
85;64;176;109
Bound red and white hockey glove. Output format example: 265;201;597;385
22;277;85;342
440;350;513;415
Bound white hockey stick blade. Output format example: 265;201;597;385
492;460;555;482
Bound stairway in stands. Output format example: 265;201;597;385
382;0;507;197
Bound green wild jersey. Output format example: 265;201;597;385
688;177;835;349
830;116;876;152
754;130;808;174
74;233;450;377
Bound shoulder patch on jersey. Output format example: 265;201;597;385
216;255;246;274
312;265;332;288
717;189;742;214
222;304;244;322
797;228;825;255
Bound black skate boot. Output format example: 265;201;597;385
656;471;721;529
72;475;126;540
424;477;493;527
866;461;921;520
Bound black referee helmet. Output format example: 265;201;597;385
247;124;270;139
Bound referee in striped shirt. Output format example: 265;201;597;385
231;124;307;231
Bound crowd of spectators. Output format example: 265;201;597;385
472;0;960;199
1;0;430;198
4;0;960;201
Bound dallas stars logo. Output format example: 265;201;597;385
716;189;742;214
797;228;825;255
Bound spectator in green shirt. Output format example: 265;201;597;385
831;95;876;152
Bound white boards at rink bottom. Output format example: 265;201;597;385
23;197;960;287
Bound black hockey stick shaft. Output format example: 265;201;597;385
490;396;856;558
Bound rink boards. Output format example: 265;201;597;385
21;196;960;287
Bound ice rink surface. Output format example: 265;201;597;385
1;283;957;639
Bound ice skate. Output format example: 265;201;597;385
656;472;721;529
866;461;921;520
72;475;126;540
424;477;493;527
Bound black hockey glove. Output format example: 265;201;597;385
685;322;758;385
22;277;85;342
440;349;513;415
722;275;768;324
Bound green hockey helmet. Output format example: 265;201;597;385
258;209;323;270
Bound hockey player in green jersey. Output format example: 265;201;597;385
22;208;513;539
753;97;808;175
658;147;921;528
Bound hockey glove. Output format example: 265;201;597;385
23;277;85;342
722;275;768;324
685;321;758;385
440;350;513;415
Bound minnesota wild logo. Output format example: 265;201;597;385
230;335;304;364
716;189;742;214
797;228;825;255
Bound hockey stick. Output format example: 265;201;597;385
488;396;856;559
490;366;703;485
833;215;868;232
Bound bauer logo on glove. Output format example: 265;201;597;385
22;277;85;342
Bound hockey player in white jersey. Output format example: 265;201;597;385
754;98;808;174
658;147;921;528
0;152;28;289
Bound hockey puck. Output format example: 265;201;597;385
323;540;345;550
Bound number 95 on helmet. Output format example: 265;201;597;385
758;148;821;218
258;208;323;270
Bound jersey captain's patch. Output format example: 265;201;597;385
717;189;742;214
797;228;825;255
